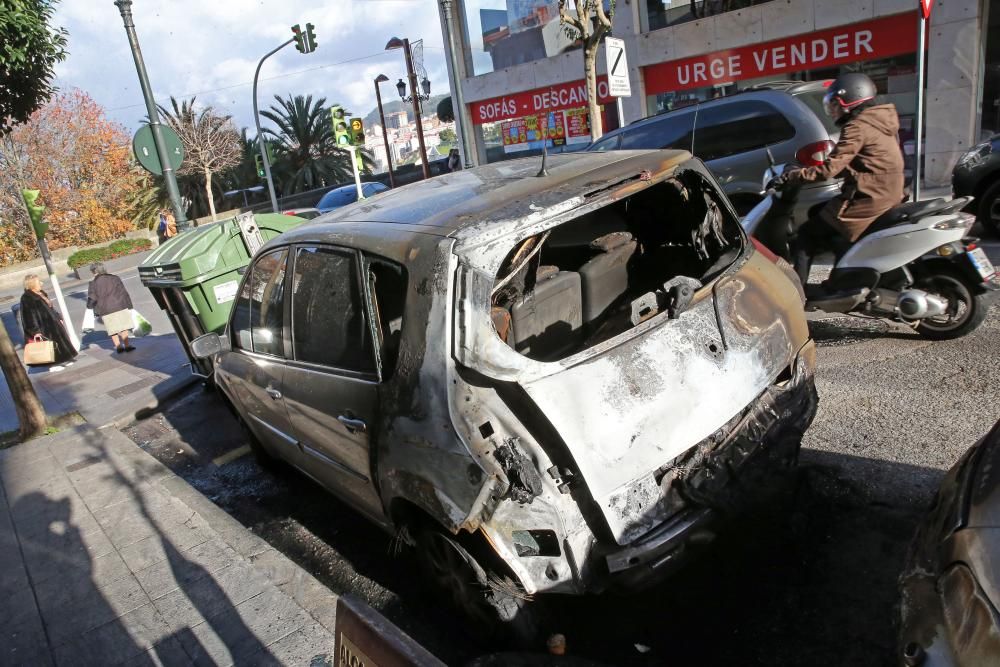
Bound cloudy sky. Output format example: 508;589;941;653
51;0;454;136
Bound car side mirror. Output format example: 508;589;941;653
190;333;229;359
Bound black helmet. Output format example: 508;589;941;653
823;73;877;116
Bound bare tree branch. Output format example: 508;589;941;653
558;0;586;34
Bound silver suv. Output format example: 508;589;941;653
588;84;842;219
191;151;818;637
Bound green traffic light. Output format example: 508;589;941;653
305;23;317;52
291;24;304;53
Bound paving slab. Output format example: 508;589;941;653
0;422;344;665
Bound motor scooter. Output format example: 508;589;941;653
742;164;999;340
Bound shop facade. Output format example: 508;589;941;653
440;0;991;185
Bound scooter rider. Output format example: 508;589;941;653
777;73;906;285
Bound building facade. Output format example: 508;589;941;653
440;0;997;185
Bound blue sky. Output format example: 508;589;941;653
51;0;451;136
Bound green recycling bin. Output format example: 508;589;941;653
139;212;306;377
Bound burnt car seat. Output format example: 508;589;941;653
510;265;582;359
579;231;637;324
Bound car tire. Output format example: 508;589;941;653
238;417;278;469
913;268;991;340
976;179;1000;237
414;527;538;645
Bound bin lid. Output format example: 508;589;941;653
139;213;305;286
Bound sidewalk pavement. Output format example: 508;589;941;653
0;422;340;666
0;332;196;435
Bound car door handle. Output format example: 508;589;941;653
266;388;282;400
337;415;367;434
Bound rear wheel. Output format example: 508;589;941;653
977;180;1000;237
415;528;537;644
913;269;990;340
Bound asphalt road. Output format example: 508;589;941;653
120;242;1000;666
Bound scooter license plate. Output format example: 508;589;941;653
967;248;996;279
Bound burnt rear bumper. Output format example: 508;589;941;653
603;342;819;591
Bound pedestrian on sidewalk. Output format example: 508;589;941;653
86;262;135;354
20;274;78;366
156;209;177;245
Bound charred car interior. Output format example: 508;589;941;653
490;170;744;361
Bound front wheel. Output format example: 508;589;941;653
913;270;991;340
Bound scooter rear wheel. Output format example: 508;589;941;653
913;270;990;340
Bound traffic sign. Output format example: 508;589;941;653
918;0;932;19
605;37;631;98
132;124;184;176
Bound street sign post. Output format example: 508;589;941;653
913;0;932;200
605;37;630;127
133;124;184;176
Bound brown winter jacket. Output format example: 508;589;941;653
788;103;906;241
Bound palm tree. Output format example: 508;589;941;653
261;94;372;195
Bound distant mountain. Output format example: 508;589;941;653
363;94;450;128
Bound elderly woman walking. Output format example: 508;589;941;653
86;262;135;353
20;274;78;366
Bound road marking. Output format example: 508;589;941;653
212;445;251;467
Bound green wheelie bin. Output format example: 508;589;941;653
139;212;306;377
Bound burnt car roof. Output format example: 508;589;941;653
302;150;691;237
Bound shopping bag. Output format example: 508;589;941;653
24;335;56;365
82;308;95;332
131;309;152;337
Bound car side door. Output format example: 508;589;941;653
280;245;389;522
217;247;298;461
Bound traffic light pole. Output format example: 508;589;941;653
347;147;365;201
253;38;295;213
114;0;189;229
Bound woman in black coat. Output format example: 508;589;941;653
20;274;78;365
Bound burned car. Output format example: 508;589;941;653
191;151;818;633
898;419;1000;666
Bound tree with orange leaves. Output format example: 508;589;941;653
0;89;155;266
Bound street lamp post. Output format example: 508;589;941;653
113;0;189;229
386;37;431;180
374;75;396;188
253;38;294;213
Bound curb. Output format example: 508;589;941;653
108;374;202;431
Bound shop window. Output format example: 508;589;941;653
693;100;795;161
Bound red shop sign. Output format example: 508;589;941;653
644;12;917;95
470;76;614;125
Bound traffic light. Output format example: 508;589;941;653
291;24;305;53
305;23;317;52
349;117;365;146
254;154;265;179
331;106;350;145
21;189;48;239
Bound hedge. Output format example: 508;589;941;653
67;238;152;269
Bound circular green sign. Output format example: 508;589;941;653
132;124;184;175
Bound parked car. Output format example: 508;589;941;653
316;182;389;213
898;418;1000;665
280;208;322;220
587;84;841;218
191;150;818;636
952;134;1000;236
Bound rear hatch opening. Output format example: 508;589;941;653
489;170;745;361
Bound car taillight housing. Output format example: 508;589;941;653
795;140;836;166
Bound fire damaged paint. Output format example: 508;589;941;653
208;150;818;623
898;419;1000;666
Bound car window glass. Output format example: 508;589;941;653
588;134;620;152
693;101;796;161
620;112;695;150
318;187;357;209
794;90;839;135
367;258;407;377
291;246;375;373
232;248;288;356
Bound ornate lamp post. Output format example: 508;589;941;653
385;37;431;180
374;74;396;188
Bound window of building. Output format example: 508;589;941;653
693;100;795;161
640;0;775;34
232;248;288;357
290;246;375;374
